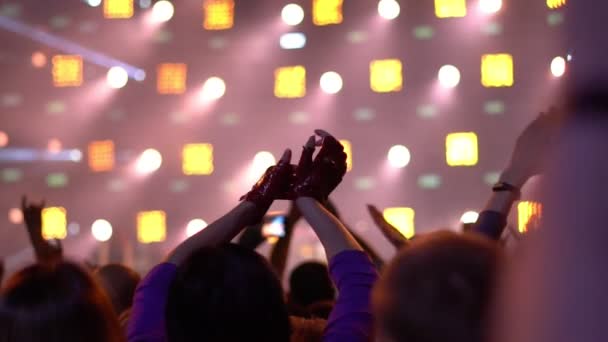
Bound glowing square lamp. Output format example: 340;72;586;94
312;0;344;26
137;210;167;244
481;54;514;87
52;55;83;87
203;0;235;30
274;66;306;98
182;143;214;175
42;207;67;240
446;132;479;166
104;0;134;19
339;139;353;172
547;0;566;9
383;207;415;239
88;140;115;172
157;63;187;94
370;59;403;93
518;201;543;233
434;0;467;18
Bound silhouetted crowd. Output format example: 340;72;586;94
2;109;606;342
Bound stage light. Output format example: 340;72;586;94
461;211;479;224
282;4;305;26
320;71;343;94
186;219;208;237
203;0;235;30
312;0;344;26
481;53;514;87
52;55;83;87
547;0;566;9
370;59;403;93
252;151;276;179
434;0;467;18
152;0;174;22
339;139;353;172
88;140;115;172
91;219;113;242
42;207;67;240
106;66;128;89
280;32;307;50
479;0;502;13
201;77;226;101
378;0;400;20
70;149;83;162
87;0;102;6
387;145;411;168
551;56;566;78
274;65;306;98
182;143;214;175
48;139;62;153
446;132;478;166
139;0;152;8
31;51;47;68
157;63;187;94
134;70;146;81
136;148;162;174
104;0;134;18
8;208;23;224
518;201;542;233
137;210;166;243
438;64;461;88
383;207;415;239
0;131;8;147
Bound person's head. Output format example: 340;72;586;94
0;262;124;342
374;231;503;342
95;264;141;315
289;262;335;309
166;243;290;342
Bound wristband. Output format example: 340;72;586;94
492;182;521;200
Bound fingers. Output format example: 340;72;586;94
278;149;292;165
314;129;331;138
297;136;316;171
304;135;316;150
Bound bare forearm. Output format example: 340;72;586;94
167;201;258;265
295;197;362;260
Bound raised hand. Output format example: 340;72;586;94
21;196;62;264
241;149;293;222
366;204;408;249
293;130;348;200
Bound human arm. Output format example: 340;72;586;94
367;204;409;249
21;196;62;264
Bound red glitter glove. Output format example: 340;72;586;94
293;130;347;201
241;149;293;221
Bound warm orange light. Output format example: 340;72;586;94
339;139;352;172
274;65;306;98
103;0;134;19
52;55;83;87
481;54;514;87
157;63;187;94
446;132;479;167
518;201;542;233
547;0;566;9
42;207;67;240
137;210;166;243
88;140;115;172
383;207;415;239
203;0;235;30
370;59;403;93
182;143;214;175
312;0;344;26
31;52;47;68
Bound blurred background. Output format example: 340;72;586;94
0;0;565;274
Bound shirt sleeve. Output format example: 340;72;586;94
127;263;177;342
473;210;507;241
323;250;378;342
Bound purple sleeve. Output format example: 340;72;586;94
127;263;177;342
323;250;378;342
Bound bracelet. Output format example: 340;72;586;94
492;182;521;200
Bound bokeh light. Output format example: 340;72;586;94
378;0;400;20
31;51;47;68
106;66;129;89
152;0;175;22
479;0;502;14
87;0;102;7
387;144;411;168
0;131;8;147
91;219;113;242
281;3;305;26
460;210;479;224
8;208;23;224
319;71;343;94
200;77;226;101
136;148;163;174
251;151;276;179
438;65;461;88
48;138;62;153
551;56;566;78
186;218;208;237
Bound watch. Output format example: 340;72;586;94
492;182;521;200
